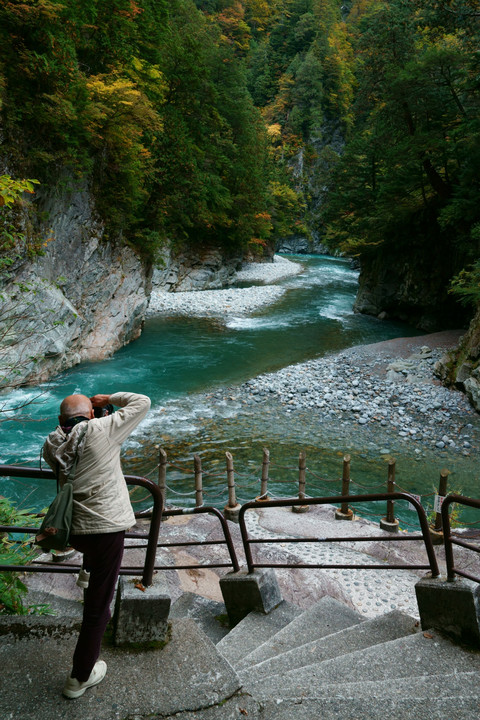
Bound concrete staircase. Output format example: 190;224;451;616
2;590;480;719
169;592;480;720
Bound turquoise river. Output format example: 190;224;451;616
1;255;478;527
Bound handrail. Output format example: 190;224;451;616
139;506;240;573
0;464;163;586
238;492;439;576
441;493;480;582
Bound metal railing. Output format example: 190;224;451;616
0;464;163;587
442;493;480;582
130;506;240;573
238;492;440;577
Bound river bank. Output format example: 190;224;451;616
146;255;303;317
204;331;478;462
145;252;478;468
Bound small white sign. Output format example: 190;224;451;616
408;494;422;509
434;494;445;513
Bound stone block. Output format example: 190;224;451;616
113;574;171;646
220;567;283;627
223;502;242;522
379;517;399;533
415;574;480;647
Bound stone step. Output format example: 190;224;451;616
169;591;229;644
245;628;480;699
235;595;363;670
25;589;84;619
134;673;480;720
216;600;301;667
255;693;480;720
238;609;418;685
0;618;240;720
293;670;480;701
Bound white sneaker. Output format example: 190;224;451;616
76;568;90;589
63;660;107;699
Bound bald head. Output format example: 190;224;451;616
59;394;94;424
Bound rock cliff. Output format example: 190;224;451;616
434;305;480;411
0;184;151;386
353;250;469;332
152;247;242;292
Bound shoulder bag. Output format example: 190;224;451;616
35;424;87;551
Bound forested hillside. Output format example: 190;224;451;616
322;0;480;329
1;0;479;327
0;0;294;259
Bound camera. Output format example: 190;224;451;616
93;403;114;418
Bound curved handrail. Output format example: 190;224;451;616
441;493;480;582
0;464;163;586
238;492;439;576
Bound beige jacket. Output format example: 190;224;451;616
43;392;151;534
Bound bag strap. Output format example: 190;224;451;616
54;423;88;493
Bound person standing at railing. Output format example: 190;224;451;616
43;391;150;699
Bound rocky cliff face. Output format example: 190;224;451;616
435;305;480;411
353;250;469;332
0;184;151;386
152;247;242;292
276;235;331;255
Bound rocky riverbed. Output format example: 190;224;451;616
146;255;303;317
146;252;479;465
205;332;479;461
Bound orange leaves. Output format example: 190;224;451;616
115;2;144;21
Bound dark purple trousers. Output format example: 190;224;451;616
69;531;125;681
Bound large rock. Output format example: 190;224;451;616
434;304;480;410
353;252;468;331
152;247;242;292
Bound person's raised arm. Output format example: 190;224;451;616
90;392;150;444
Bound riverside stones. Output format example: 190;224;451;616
207;342;478;458
147;255;303;317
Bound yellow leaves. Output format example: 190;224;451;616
129;57;167;88
266;123;282;141
83;73;163;150
0;176;39;207
244;0;279;33
86;76;139;102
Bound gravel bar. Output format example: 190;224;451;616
147;255;303;317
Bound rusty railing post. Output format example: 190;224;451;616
430;468;449;544
335;454;353;521
256;447;270;501
292;451;309;513
224;451;241;522
194;454;204;507
158;448;167;511
380;458;399;532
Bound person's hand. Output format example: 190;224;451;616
90;394;112;408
